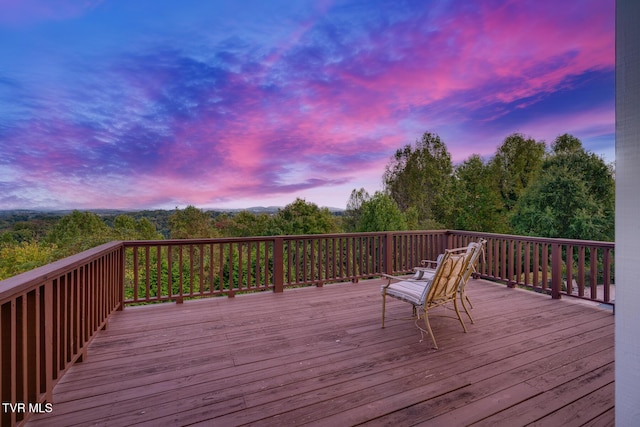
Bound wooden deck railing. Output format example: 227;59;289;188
0;242;123;426
0;230;614;425
122;231;448;303
122;238;276;303
448;231;615;305
122;230;614;306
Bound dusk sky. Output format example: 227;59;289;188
0;0;615;211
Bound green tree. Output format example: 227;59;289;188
383;131;453;227
269;198;338;235
511;134;615;240
357;192;407;232
489;133;546;212
0;219;56;244
450;155;508;233
113;215;162;240
552;133;583;154
0;241;57;280
215;211;274;237
168;205;217;239
45;210;113;256
343;188;371;232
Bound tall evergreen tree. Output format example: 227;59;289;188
489;133;546;212
343;188;371;232
450;155;508;233
383;131;453;227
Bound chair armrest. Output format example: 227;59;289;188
448;245;472;254
420;259;438;267
381;273;415;281
381;273;430;286
380;273;398;289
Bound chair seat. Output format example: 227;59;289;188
381;280;430;306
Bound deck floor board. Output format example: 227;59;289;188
27;278;615;427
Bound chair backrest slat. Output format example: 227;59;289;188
461;239;486;284
423;251;469;304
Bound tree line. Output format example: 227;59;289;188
0;131;614;280
345;132;614;242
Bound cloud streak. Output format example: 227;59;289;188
0;0;614;210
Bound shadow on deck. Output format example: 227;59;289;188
27;278;614;426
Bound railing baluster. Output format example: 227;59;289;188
493;239;500;280
506;239;513;286
542;243;549;291
73;269;79;357
28;294;39;416
211;243;217;293
566;245;574;295
551;243;562;299
246;242;252;290
532;242;539;287
11;299;17;426
590;247;598;300
20;295;27;415
221;242;226;292
603;247;611;302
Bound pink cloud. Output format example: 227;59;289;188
316;0;613;115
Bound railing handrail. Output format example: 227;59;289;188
121;229;445;246
448;230;615;248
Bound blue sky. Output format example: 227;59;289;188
0;0;615;210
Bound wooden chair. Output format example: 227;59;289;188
411;239;486;323
381;249;470;349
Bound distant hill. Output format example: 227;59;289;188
0;205;344;217
0;209;132;218
217;206;344;214
0;206;344;238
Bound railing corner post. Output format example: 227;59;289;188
445;230;453;251
118;242;125;311
274;237;284;293
551;243;562;299
384;232;394;275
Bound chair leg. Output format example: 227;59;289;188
465;293;474;309
381;294;386;328
459;291;474;324
422;308;438;349
453;299;468;333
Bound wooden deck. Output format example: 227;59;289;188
26;278;615;427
